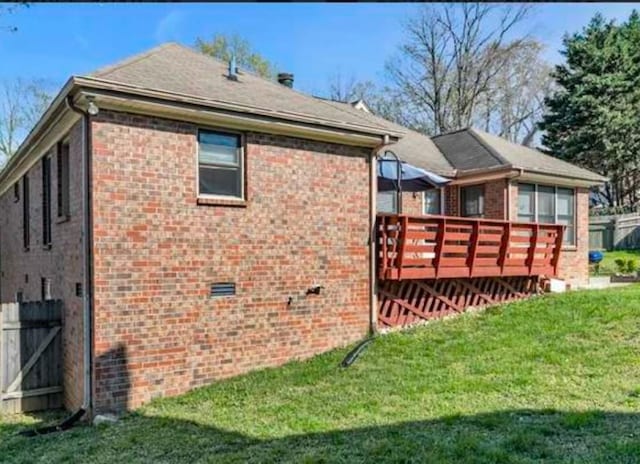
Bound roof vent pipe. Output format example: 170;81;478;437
277;72;294;88
228;55;238;81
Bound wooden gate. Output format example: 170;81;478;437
1;300;63;413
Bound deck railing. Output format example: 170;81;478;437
377;214;564;280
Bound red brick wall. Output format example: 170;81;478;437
0;121;85;410
401;192;422;215
484;179;508;220
444;185;458;216
90;111;372;413
508;182;590;288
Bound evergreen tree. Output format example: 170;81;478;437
540;11;640;207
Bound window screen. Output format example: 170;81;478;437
517;183;535;222
423;189;441;215
557;188;575;245
198;130;243;198
461;185;484;218
377;191;398;213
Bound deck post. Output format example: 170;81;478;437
468;221;480;277
434;217;446;279
379;216;388;279
527;224;539;275
552;225;564;276
499;222;511;273
396;215;409;280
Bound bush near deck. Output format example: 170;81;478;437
2;286;640;463
590;249;640;276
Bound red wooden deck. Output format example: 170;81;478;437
377;214;564;280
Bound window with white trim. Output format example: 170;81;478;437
377;191;397;213
423;189;442;215
461;184;485;218
198;130;243;198
517;183;575;246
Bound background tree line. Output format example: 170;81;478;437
2;4;640;209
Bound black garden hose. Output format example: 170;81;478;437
341;337;374;368
19;408;86;437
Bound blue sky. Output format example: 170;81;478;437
1;2;639;96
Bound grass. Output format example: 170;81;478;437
590;249;640;276
2;286;640;463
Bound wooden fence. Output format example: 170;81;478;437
1;300;63;413
589;213;640;250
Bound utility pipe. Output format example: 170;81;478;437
66;95;94;418
22;96;94;436
369;135;393;335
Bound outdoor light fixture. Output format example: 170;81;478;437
86;97;99;116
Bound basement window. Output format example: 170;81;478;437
198;130;244;199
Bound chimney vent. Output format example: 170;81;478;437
277;72;294;88
228;55;238;81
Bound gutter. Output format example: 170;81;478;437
73;75;404;139
65;96;93;419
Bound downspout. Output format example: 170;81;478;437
20;96;94;436
66;95;94;418
369;135;392;335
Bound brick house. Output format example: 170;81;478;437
0;43;605;416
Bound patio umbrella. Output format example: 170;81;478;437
377;151;451;213
377;155;450;192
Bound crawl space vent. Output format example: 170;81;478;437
210;282;236;297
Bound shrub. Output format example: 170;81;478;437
625;259;637;274
615;258;627;274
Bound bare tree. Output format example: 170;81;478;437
326;72;419;129
476;40;554;146
0;78;52;166
327;73;377;103
195;34;276;79
386;3;534;135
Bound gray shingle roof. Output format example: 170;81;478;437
87;42;396;135
85;42;604;184
317;99;455;176
433;127;607;183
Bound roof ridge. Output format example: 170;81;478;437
431;127;471;138
135;43;391;132
90;42;181;77
153;44;391;131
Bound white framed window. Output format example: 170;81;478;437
377;191;397;213
461;184;485;218
517;183;575;246
198;129;244;199
423;189;443;215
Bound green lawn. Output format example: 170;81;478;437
590;249;640;276
2;286;640;463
